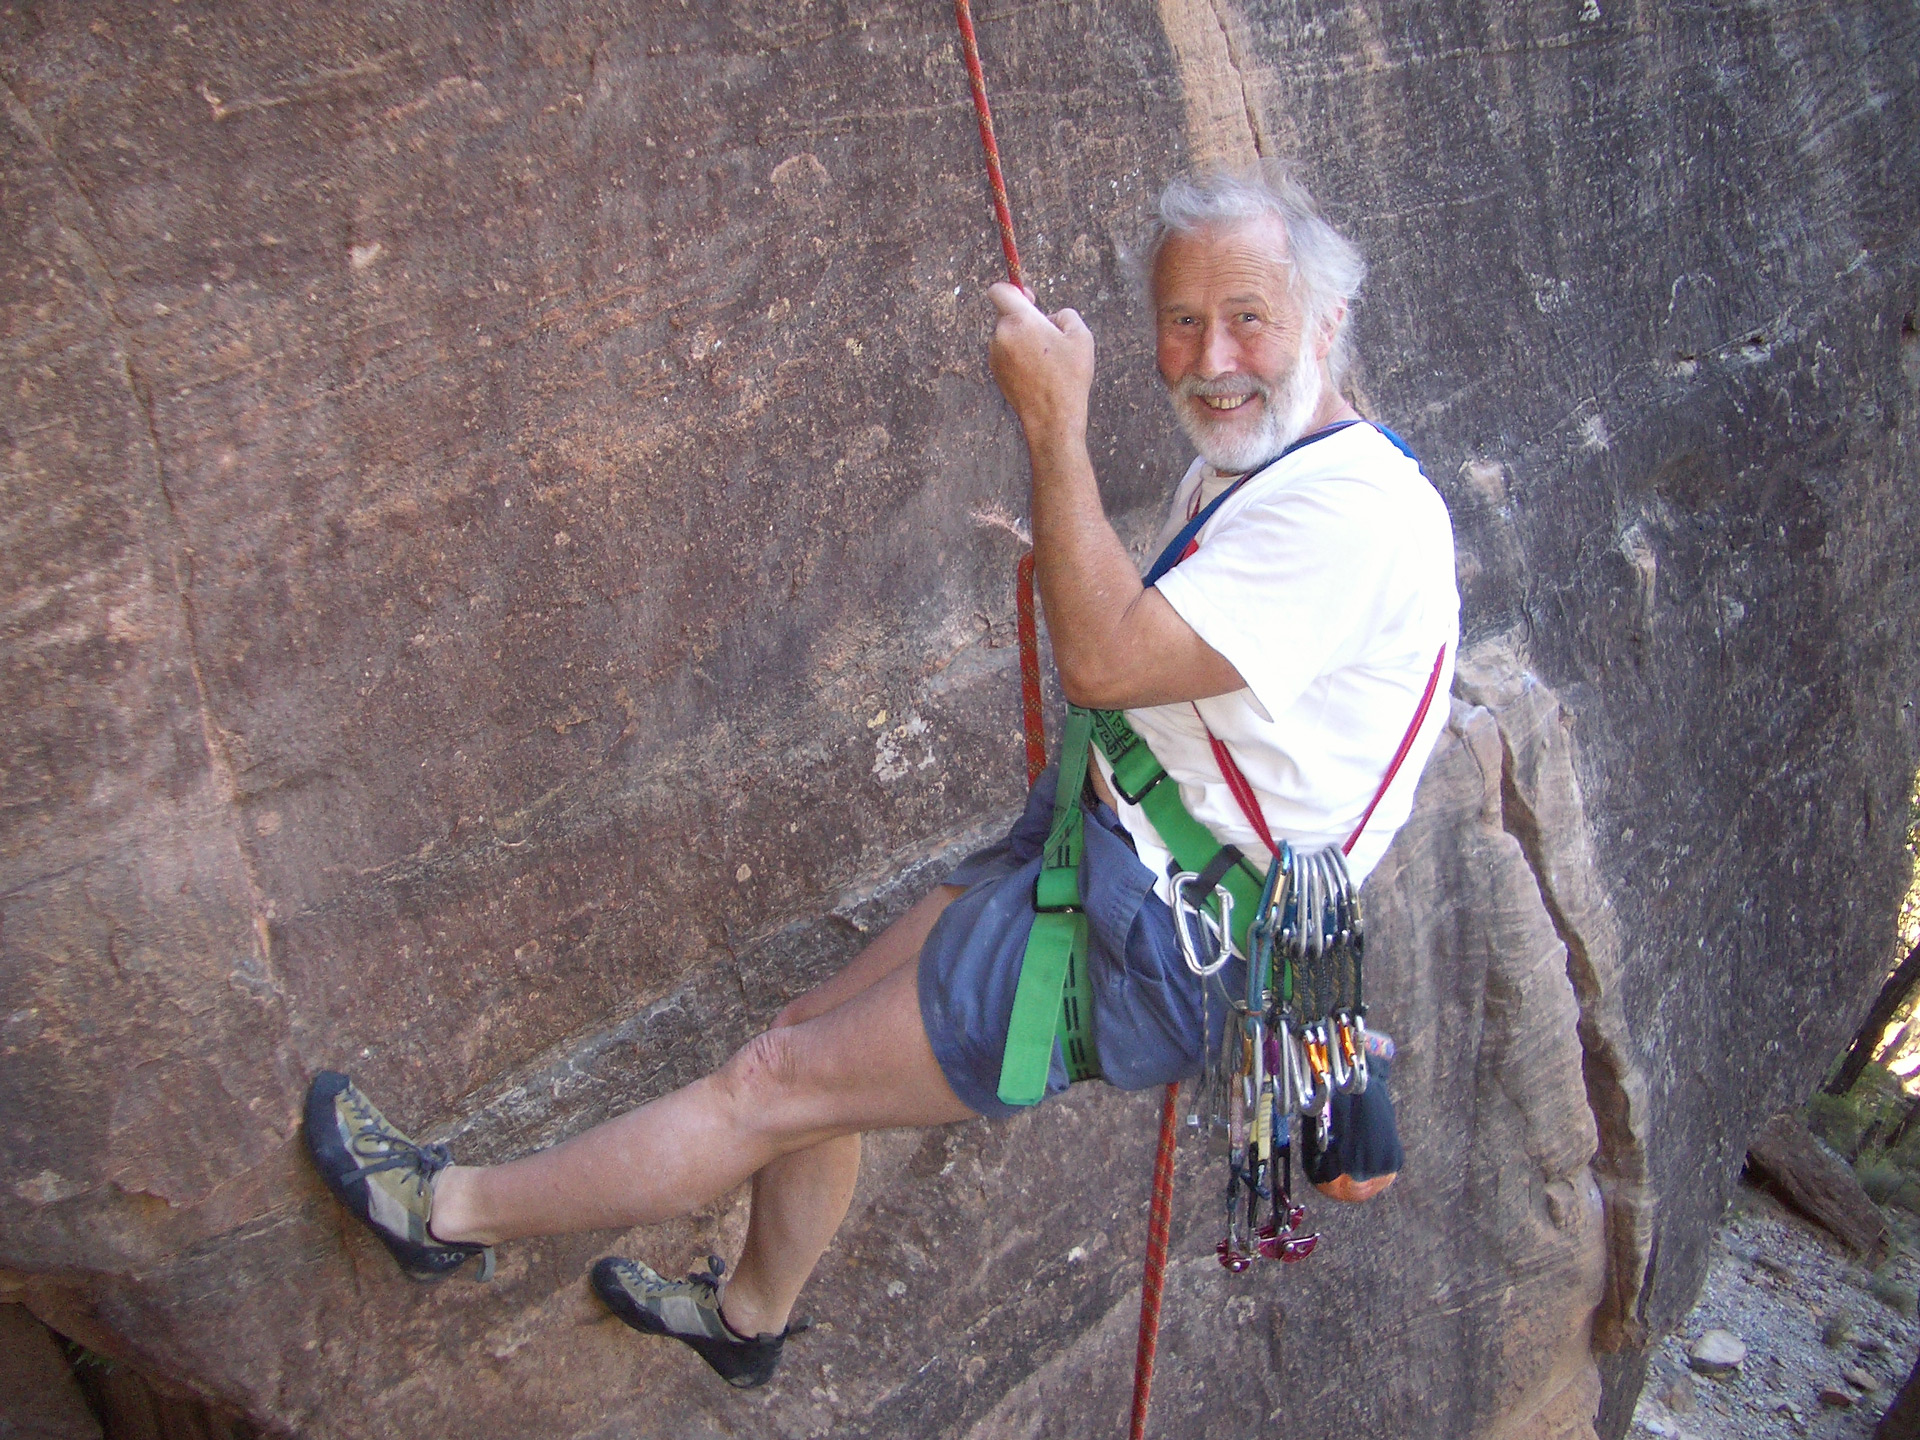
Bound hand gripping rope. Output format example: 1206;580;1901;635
951;7;1176;1436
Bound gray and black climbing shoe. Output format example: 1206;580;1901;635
304;1070;494;1282
591;1254;797;1389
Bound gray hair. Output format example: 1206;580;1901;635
1136;163;1366;383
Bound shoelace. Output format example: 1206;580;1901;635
684;1255;725;1297
336;1099;494;1277
343;1118;455;1194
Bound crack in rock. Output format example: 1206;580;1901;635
1458;635;1657;1353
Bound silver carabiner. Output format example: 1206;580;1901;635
1171;871;1234;978
1306;849;1328;960
1280;1021;1313;1122
1327;845;1353;948
1328;1014;1352;1093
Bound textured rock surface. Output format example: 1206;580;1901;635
2;1;1916;1438
1687;1328;1747;1377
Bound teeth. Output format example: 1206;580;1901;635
1200;394;1251;411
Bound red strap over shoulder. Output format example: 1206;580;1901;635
1194;642;1448;861
1200;717;1281;857
1342;645;1447;854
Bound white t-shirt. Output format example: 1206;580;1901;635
1092;422;1459;898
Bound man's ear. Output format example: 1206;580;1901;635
1312;301;1346;363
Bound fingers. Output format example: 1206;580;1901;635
985;283;1090;341
985;280;1039;318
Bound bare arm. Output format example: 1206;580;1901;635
986;283;1246;710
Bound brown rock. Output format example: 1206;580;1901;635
1688;1328;1747;1376
1822;1386;1857;1409
1664;1370;1699;1414
1745;1115;1893;1265
1;2;1915;1440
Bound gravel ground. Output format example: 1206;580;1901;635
1632;1185;1920;1440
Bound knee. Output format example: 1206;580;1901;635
716;1027;806;1116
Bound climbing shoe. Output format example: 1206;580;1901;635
591;1254;797;1389
304;1070;494;1282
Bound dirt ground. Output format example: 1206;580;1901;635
1632;1184;1920;1440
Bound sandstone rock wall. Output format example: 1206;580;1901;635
3;2;1916;1437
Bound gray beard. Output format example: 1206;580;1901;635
1171;343;1325;473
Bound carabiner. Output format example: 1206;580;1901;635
1326;850;1348;950
1298;1020;1332;1117
1171;870;1235;978
1334;1009;1369;1095
1328;1014;1352;1093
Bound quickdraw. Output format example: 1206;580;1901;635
1184;840;1366;1271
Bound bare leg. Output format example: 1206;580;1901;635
428;883;974;1335
711;1138;861;1334
718;884;965;1334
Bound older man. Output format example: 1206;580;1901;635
304;165;1458;1389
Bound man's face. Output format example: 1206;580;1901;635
1153;217;1329;472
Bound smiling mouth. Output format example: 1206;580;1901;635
1197;393;1254;413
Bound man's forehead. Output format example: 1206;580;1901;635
1153;217;1295;301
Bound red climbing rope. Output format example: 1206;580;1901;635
954;0;1027;292
1130;1082;1182;1440
1015;550;1047;785
956;13;1176;1437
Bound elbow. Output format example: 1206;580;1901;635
1058;656;1131;711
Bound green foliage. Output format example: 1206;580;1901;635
1810;1091;1871;1156
1890;1124;1920;1168
1858;1161;1905;1205
60;1339;116;1375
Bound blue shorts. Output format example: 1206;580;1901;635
917;765;1247;1119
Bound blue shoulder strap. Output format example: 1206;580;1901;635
1373;423;1420;464
1143;479;1246;586
1145;419;1388;586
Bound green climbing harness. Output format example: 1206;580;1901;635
995;706;1268;1107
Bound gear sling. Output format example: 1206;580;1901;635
997;704;1265;1104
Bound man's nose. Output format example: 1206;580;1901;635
1198;321;1238;379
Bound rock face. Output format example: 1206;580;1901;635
1;3;1915;1439
0;1304;101;1440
